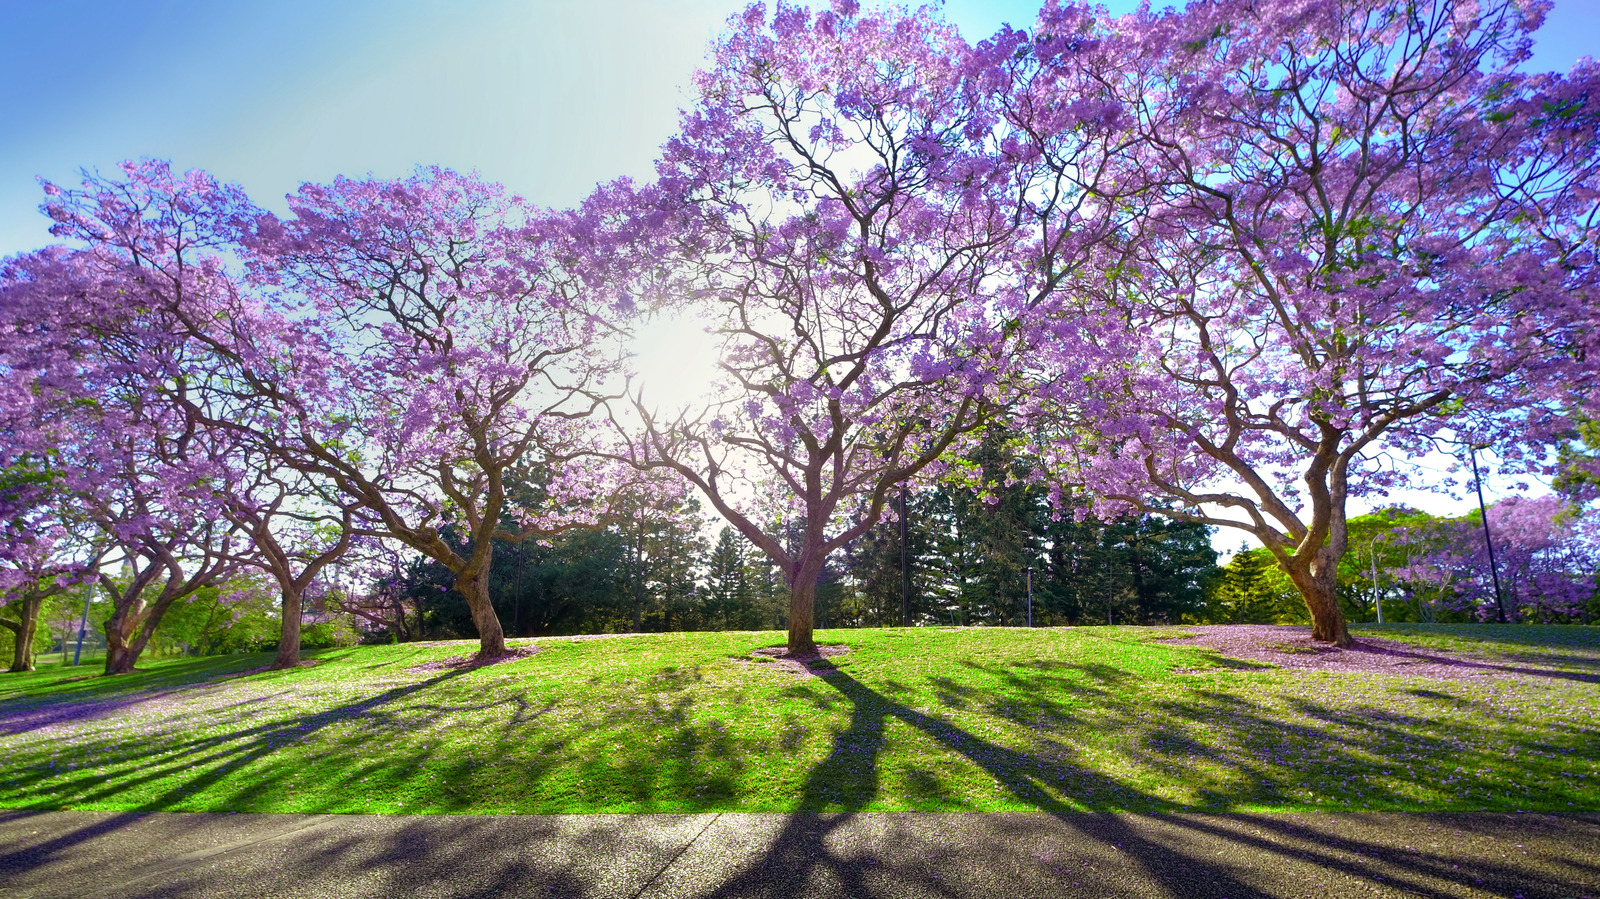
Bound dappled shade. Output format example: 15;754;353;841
1;628;1593;818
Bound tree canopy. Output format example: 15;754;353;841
1;0;1596;666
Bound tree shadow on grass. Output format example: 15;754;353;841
2;632;1597;898
562;662;756;811
0;654;288;736
1361;624;1600;651
698;660;1599;899
1348;640;1600;682
0;666;482;874
1358;624;1600;674
701;665;1272;898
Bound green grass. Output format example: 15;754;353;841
1;626;1595;815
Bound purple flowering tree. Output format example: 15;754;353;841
1;221;252;675
23;161;637;664
0;363;91;673
90;470;246;676
232;168;636;660
220;465;357;669
1445;496;1599;621
601;1;1065;654
32;165;354;670
1023;0;1600;644
0;511;98;673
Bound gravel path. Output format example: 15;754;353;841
2;808;1595;898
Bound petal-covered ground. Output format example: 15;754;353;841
1158;624;1600;679
0;625;1594;816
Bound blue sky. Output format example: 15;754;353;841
3;0;1593;259
0;0;1049;255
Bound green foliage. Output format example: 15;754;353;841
839;429;1222;628
704;527;744;627
842;489;932;626
1335;508;1452;623
0;611;48;663
741;552;789;631
1041;507;1220;626
1555;413;1600;497
377;438;1229;637
0;455;60;509
147;580;281;657
299;618;361;650
392;487;715;638
0;589;66;667
1204;548;1306;624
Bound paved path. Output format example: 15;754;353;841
1;809;1596;898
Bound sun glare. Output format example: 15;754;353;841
628;311;723;413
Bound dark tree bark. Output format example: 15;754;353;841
100;530;238;676
784;554;826;655
453;554;508;659
230;493;354;671
273;586;304;670
2;592;49;673
1283;550;1352;646
103;575;186;676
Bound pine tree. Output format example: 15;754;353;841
705;527;747;631
1210;548;1299;624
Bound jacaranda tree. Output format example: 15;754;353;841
236;169;636;659
1020;0;1600;644
31;163;635;663
3;0;1595;663
598;0;1059;654
0;219;248;674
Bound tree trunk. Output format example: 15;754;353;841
455;569;508;659
1284;558;1351;646
103;610;137;675
1;621;20;672
271;587;302;670
786;553;825;655
5;594;44;672
103;614;162;675
102;600;161;675
103;630;138;675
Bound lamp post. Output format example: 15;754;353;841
1370;539;1384;625
899;483;911;627
1468;446;1508;623
72;579;94;666
515;539;526;639
1025;565;1033;628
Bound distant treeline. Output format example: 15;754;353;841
369;443;1599;642
14;442;1592;666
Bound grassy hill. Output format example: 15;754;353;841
1;625;1595;815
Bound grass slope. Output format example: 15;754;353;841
0;626;1594;815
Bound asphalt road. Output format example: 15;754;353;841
0;809;1595;899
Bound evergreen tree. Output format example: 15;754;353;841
705;527;748;631
743;551;786;631
1208;548;1303;624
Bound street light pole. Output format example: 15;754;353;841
900;483;911;627
1469;447;1508;623
1370;540;1384;625
514;539;525;639
72;579;94;666
1025;565;1033;628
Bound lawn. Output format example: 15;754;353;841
0;625;1594;816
